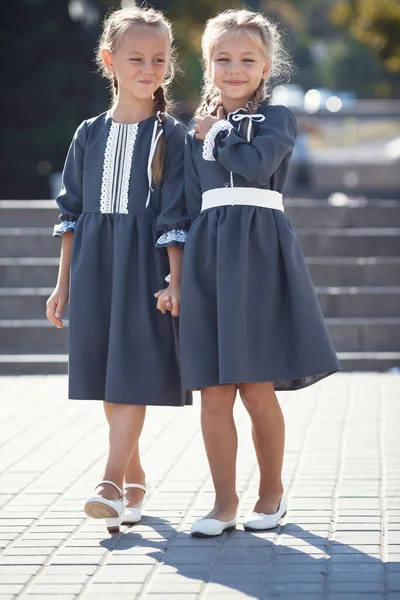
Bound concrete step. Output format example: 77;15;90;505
326;318;400;352
0;320;68;353
0;354;68;375
307;257;400;286
0;258;59;287
285;199;400;228
1;286;399;319
1;226;400;258
315;286;400;318
337;352;400;372
2;199;400;229
1;317;399;354
0;288;70;319
297;228;400;257
0;201;58;227
0;228;58;258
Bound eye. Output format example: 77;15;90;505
154;58;165;64
243;59;256;63
129;58;141;62
216;58;229;62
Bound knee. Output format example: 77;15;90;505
201;385;235;417
239;383;275;415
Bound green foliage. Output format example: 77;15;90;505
331;0;400;72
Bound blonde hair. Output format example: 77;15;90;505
96;6;177;185
196;9;292;119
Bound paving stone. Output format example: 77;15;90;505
328;581;384;592
0;584;25;594
269;582;325;594
327;595;384;600
0;373;398;598
26;583;83;594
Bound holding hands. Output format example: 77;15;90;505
154;284;181;317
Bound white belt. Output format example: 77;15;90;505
201;187;284;212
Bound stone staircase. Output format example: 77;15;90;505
1;199;400;374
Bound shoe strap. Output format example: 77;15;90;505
97;480;123;498
124;483;146;493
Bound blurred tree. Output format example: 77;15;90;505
316;35;398;98
261;0;400;97
1;0;106;198
331;0;400;73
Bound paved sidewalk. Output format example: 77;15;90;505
0;373;399;599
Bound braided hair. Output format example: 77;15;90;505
151;85;168;186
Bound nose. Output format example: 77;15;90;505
228;61;241;73
141;61;154;73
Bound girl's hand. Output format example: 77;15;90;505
154;284;181;317
46;283;69;328
194;106;225;141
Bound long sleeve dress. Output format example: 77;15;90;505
180;103;340;391
53;111;192;406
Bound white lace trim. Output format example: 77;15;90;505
53;221;76;237
100;122;139;213
202;120;233;161
100;122;119;213
156;229;187;246
119;124;138;214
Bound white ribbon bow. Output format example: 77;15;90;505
230;112;265;141
146;111;164;208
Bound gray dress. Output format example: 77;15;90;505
180;103;340;391
53;111;192;406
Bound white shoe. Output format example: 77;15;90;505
243;497;287;531
122;483;147;525
84;480;124;533
191;516;237;538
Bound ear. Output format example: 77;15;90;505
101;49;114;74
262;59;272;79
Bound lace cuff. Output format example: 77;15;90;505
202;121;233;161
53;221;77;237
156;229;187;248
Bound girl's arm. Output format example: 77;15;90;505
46;232;73;328
154;121;189;317
204;105;297;186
47;122;86;327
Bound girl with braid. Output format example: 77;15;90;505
46;6;191;532
175;9;339;537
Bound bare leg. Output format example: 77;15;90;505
239;382;285;514
96;403;146;503
200;384;239;521
103;403;146;506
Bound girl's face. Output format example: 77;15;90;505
102;25;169;101
208;30;271;106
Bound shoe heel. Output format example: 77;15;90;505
106;516;122;533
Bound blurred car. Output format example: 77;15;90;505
270;84;305;108
304;88;357;113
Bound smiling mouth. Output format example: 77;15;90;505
225;81;247;85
